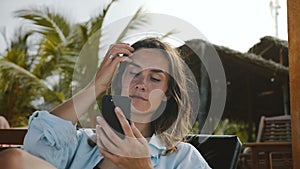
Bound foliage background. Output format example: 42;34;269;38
0;0;146;126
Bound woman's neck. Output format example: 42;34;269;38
133;122;153;138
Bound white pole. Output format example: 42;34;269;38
270;0;280;37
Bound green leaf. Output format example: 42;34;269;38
116;7;148;43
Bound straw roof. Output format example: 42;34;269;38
178;37;289;122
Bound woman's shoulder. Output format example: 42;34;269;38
176;141;198;153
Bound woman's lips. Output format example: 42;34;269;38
130;95;148;101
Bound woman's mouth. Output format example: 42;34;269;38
130;95;148;101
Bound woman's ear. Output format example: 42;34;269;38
165;89;172;99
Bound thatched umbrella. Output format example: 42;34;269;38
177;37;289;139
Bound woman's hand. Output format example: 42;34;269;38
93;43;134;95
96;107;153;169
0;116;10;129
50;43;133;124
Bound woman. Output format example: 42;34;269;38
1;38;211;169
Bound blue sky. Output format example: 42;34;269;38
0;0;288;53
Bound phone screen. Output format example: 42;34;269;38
101;95;131;138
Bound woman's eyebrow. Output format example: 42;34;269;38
128;62;141;68
128;62;165;73
150;69;164;73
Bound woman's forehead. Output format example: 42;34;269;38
130;48;169;73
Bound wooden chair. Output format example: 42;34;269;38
239;115;292;169
0;129;27;151
256;115;291;142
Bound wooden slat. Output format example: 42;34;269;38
288;0;300;168
241;115;293;168
259;115;292;142
0;129;27;145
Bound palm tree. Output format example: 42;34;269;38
0;27;60;126
0;0;146;126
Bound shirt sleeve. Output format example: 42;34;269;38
23;111;78;168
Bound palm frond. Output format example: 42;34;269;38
65;24;89;52
3;27;34;68
0;59;63;126
0;28;9;54
31;36;76;79
15;7;71;44
0;58;64;103
161;29;179;39
0;59;54;94
74;1;119;89
116;7;148;43
88;0;117;37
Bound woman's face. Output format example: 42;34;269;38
121;48;169;119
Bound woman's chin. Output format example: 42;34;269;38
130;105;151;114
130;106;155;123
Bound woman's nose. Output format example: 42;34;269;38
135;84;146;91
134;75;146;91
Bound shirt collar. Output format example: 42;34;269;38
148;134;167;156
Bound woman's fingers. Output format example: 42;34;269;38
131;122;148;145
115;107;134;138
97;131;119;163
104;43;134;62
96;116;122;145
96;125;119;154
93;43;133;93
100;43;134;71
98;146;119;164
96;107;150;159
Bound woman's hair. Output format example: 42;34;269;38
111;37;192;155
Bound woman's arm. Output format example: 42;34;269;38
50;84;105;125
50;43;134;124
0;149;56;169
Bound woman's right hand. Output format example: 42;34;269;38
93;43;134;95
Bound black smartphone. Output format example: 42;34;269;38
101;95;131;138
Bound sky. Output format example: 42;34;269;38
0;0;288;53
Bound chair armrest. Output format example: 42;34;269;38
0;129;27;145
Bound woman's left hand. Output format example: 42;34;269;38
96;107;153;169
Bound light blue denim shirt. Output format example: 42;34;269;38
24;111;211;169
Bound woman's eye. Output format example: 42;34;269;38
151;77;161;82
130;71;139;76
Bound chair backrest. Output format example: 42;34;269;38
186;134;242;169
256;115;291;142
